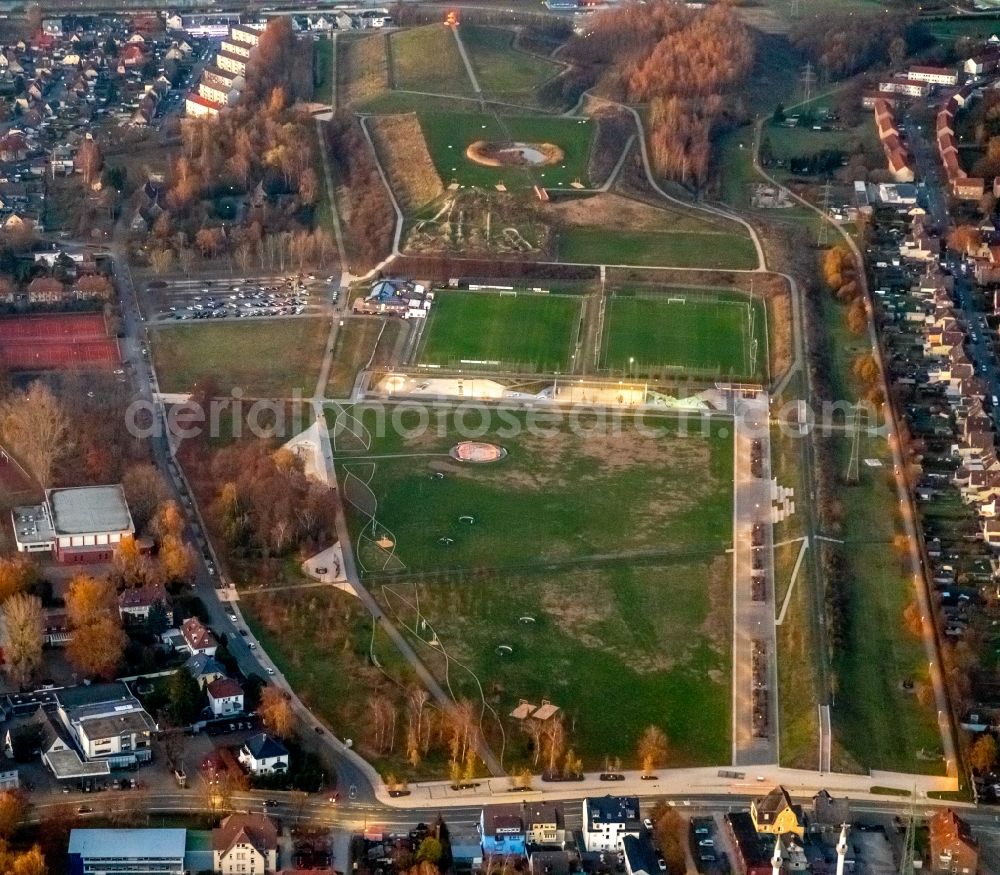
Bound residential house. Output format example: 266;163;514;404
480;805;526;857
213;813;278;874
26;276;64;304
622;835;659;875
954;177;986;200
582;796;641;852
908;65;959;87
180;617;218;656
0;132;27;162
811;790;850;835
185;653;227;687
238;732;289;776
750;786;805;838
929;809;978;875
524;802;565;847
725;812;773;875
118;582;171;625
207;677;244;717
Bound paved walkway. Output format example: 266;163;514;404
732;392;779;766
450;24;482;97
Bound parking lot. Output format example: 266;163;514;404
144;274;340;323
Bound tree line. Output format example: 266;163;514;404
563;2;754;187
209;442;338;559
137;18;332;273
325;114;394;271
789;12;929;81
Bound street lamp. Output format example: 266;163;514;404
629;356;635;380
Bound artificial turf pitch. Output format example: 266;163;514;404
418;291;580;371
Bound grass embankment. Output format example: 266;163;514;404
390;25;474;95
338;32;389;107
368;114;444;212
461;25;561;98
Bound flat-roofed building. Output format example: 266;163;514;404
55;682;156;768
68;828;186;875
11;485;134;563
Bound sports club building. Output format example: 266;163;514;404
11;485;135;563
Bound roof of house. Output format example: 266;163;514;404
26;276;63;295
482;804;524;834
524;801;563;828
207;677;242;700
726;812;771;867
118;582;168;610
47;485;133;535
754;785;802;822
69;828;187;860
213;813;277;857
910;65;956;76
181;617;217;651
585;795;641;826
243;732;288;760
77;709;155;740
56;681;134;713
622;835;658;875
185;653;225;678
929;809;977;853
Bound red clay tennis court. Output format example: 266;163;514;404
0;313;121;370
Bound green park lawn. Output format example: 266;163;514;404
418;291;580;371
418;111;594;190
390;25;474;95
240;586;439;777
323;402;734;768
150;319;329;397
390;559;732;768
601;291;765;378
330;405;733;575
830;433;946;774
460;25;561;96
557;227;759;270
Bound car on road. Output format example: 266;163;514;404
657;860;666;872
643;818;653;831
263;799;278;807
315;726;324;734
249;642;256;649
266;667;275;675
77;805;93;814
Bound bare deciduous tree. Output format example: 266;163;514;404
0;380;71;487
2;594;43;689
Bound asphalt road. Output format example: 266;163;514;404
111;250;380;804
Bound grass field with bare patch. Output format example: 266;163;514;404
328;404;734;767
332;405;732;574
150;319;329;397
368;114;444;212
